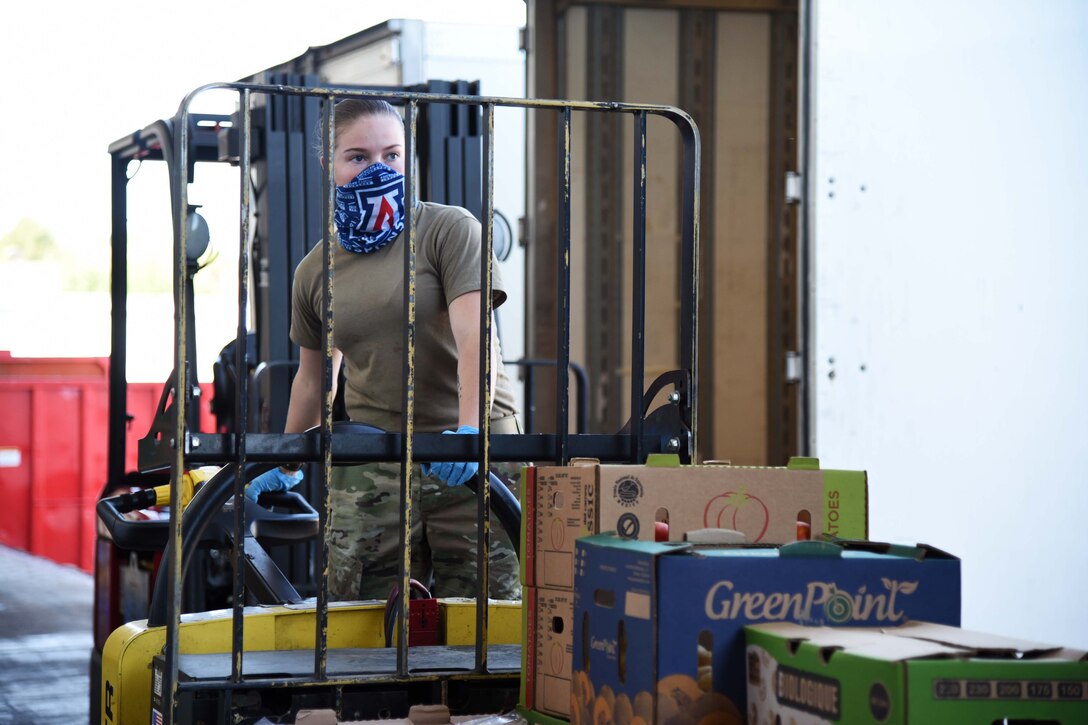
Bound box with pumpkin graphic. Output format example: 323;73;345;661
521;455;869;591
571;535;961;724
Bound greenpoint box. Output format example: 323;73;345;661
572;535;959;724
745;621;1088;724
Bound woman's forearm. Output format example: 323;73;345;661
284;346;341;433
449;292;499;428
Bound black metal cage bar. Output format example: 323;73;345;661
398;98;420;678
631;110;648;464
229;87;254;689
476;101;496;671
316;97;338;680
555;108;573;465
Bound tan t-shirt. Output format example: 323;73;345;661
290;202;518;433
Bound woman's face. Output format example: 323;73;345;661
333;113;406;186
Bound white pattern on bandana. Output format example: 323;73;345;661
334;162;405;253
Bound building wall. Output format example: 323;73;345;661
812;0;1088;647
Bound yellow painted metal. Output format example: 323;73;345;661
101;598;522;725
440;599;522;645
101;602;385;725
151;468;210;509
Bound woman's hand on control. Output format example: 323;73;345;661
422;425;480;487
245;467;304;502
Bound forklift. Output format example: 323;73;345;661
93;79;700;725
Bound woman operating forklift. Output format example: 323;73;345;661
245;98;522;601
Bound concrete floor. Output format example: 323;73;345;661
0;544;93;725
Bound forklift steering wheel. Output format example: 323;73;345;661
143;462;320;627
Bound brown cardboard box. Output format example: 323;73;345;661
521;586;575;718
521;456;868;590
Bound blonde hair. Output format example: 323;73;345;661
313;98;403;157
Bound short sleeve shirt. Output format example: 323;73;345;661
291;202;518;432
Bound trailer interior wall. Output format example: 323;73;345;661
811;0;1088;647
527;0;802;462
416;22;529;402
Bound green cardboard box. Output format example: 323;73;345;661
745;621;1088;724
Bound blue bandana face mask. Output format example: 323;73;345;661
334;162;406;254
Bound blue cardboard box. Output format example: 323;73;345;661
571;535;960;724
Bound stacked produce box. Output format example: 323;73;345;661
517;455;869;724
520;456;1087;724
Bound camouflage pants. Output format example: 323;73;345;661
326;459;523;602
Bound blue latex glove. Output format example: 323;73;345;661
245;467;304;502
422;425;480;487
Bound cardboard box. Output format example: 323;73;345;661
522;455;868;590
745;621;1088;724
516;704;570;725
571;535;960;724
520;586;576;718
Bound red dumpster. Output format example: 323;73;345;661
0;351;213;572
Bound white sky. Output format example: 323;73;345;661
0;0;527;378
0;0;526;251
